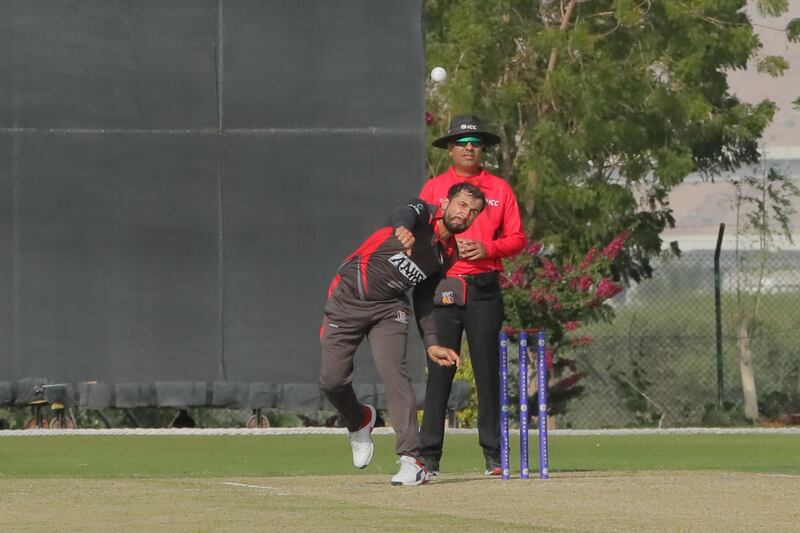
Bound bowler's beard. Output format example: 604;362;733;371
443;211;468;234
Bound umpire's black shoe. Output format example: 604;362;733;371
484;455;502;476
422;456;440;477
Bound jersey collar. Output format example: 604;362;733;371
432;214;457;255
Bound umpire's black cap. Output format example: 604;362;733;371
432;114;501;149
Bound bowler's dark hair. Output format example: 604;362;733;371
447;182;486;212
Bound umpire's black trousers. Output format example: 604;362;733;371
419;272;504;465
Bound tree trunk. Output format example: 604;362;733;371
737;319;759;423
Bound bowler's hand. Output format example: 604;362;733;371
426;345;461;367
457;239;488;260
395;226;415;256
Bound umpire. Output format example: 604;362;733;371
418;115;526;476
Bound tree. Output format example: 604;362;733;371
729;164;799;422
424;0;798;418
501;233;630;415
425;0;798;273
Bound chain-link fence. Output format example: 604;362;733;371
555;249;800;428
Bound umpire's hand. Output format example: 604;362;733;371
426;345;460;367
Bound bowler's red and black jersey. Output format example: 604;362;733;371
328;199;455;302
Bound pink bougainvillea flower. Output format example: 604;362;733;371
526;241;543;255
596;278;623;300
529;289;547;306
542;258;561;282
510;267;527;287
580;247;597;270
602;229;631;260
570;336;593;347
553;373;583;391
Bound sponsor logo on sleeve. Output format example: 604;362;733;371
388;253;427;285
408;202;424;215
486;198;500;207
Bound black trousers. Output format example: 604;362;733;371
419;273;504;464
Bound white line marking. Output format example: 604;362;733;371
221;482;290;496
2;427;800;437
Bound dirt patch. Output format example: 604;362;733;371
1;471;798;532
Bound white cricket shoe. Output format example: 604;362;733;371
390;455;428;486
349;404;376;469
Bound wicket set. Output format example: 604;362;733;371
499;329;549;480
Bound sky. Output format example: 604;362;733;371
662;1;800;248
727;0;800;150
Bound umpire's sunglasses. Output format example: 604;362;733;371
453;137;485;148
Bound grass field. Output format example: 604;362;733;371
1;431;799;531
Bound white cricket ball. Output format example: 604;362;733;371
431;66;447;83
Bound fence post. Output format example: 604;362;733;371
714;222;725;408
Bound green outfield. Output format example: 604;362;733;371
1;433;799;532
0;432;798;477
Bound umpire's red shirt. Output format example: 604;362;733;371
420;167;526;275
